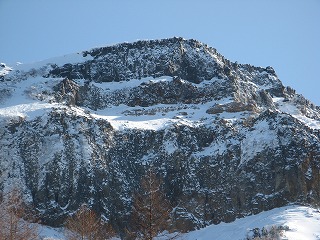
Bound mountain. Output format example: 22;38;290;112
1;37;320;232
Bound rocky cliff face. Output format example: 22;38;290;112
1;37;320;231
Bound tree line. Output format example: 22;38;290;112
0;169;177;240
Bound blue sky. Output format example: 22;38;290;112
0;0;319;105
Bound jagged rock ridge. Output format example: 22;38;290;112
0;37;320;232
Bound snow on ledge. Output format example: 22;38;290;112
0;102;60;120
273;97;320;130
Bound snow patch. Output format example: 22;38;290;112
194;140;228;157
240;119;278;164
0;63;12;76
10;52;94;73
274;97;320;130
0;102;60;120
85;76;172;91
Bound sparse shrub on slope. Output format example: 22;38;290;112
245;225;289;240
65;204;115;240
0;188;38;240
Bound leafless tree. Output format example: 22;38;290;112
65;204;115;240
129;168;173;240
0;187;38;240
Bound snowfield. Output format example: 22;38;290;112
184;205;320;240
38;205;320;240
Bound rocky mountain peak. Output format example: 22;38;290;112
47;37;226;83
0;38;320;232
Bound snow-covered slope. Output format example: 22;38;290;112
185;205;320;240
38;205;320;240
1;37;320;233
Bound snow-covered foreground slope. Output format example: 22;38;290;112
184;205;320;240
39;205;320;240
38;226;65;240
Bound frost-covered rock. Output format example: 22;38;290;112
0;37;320;232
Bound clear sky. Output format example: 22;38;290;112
0;0;319;105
